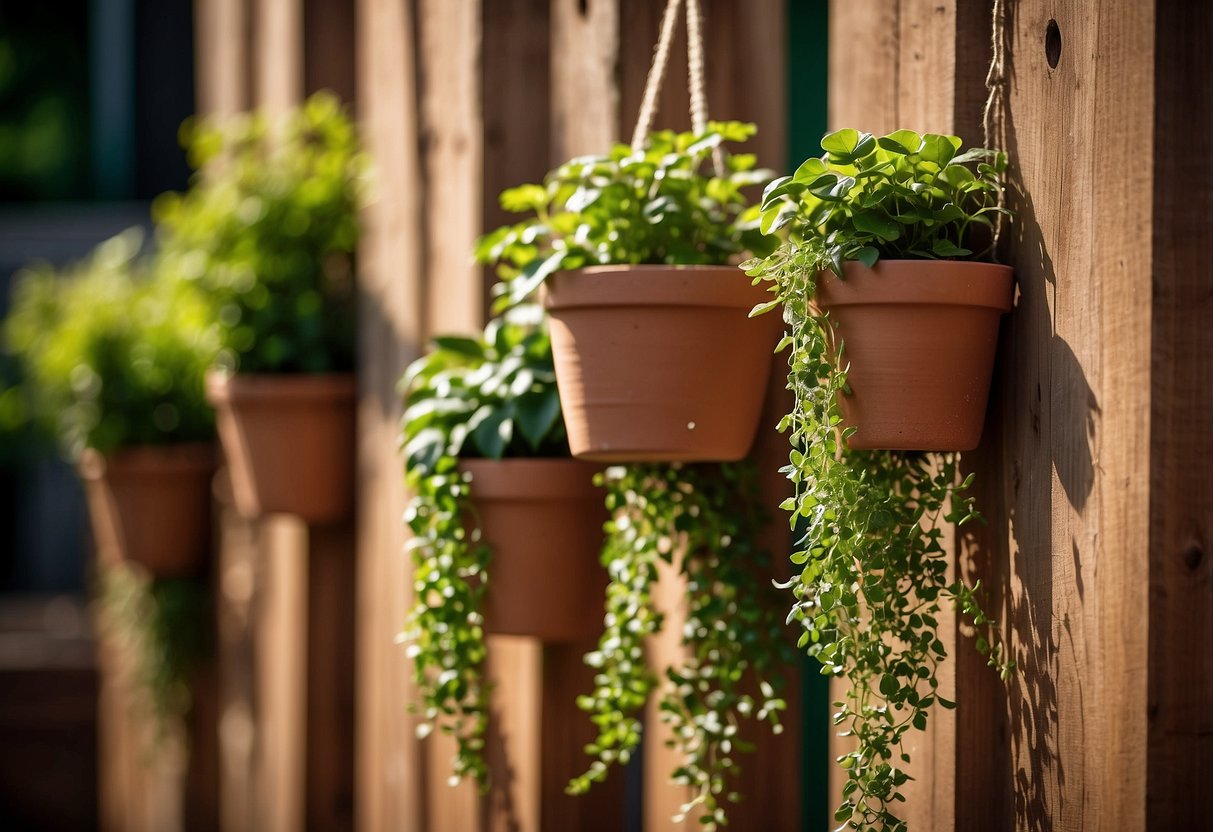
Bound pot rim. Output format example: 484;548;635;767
458;457;603;500
206;370;357;404
816;259;1015;311
79;443;217;480
544;263;767;311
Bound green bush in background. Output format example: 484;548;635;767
4;228;218;459
154;92;367;375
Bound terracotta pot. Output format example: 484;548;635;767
206;372;356;523
815;259;1014;451
78;444;216;578
544;265;782;462
460;458;606;642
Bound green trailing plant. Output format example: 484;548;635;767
154;91;367;375
4;229;218;459
475;121;775;308
399;305;568;787
569;463;794;830
99;563;213;735
743;129;1015;831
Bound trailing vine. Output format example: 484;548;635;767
98;564;212;739
569;463;793;829
400;308;567;788
744;129;1015;831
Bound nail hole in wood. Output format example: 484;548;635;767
578;0;589;17
1045;19;1062;69
1182;540;1205;571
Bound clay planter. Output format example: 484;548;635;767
815;259;1014;451
460;458;606;642
544;265;782;462
206;372;356;524
78;444;216;578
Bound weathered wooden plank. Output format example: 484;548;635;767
417;0;484;337
254;518;308;832
254;0;303;113
194;0;255;117
827;0;899;134
353;0;428;828
306;525;357;831
1147;2;1213;827
550;0;619;160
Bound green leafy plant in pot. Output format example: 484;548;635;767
156;91;367;524
400;304;605;787
744;129;1016;830
5;229;219;578
479;121;781;462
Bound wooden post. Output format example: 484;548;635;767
827;1;1212;829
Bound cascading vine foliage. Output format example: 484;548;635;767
99;565;213;736
400;307;567;787
569;463;794;830
744;129;1015;831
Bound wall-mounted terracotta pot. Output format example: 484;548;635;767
206;372;356;524
544;265;782;462
815;259;1014;451
460;458;606;642
78;444;216;578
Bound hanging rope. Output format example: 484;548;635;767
629;0;724;177
685;0;725;176
630;0;684;150
982;0;1009;252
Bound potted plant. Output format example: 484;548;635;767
750;128;1014;450
744;129;1016;829
400;305;605;786
4;229;219;578
155;92;367;524
478;121;781;462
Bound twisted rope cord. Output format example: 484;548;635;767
630;0;684;150
982;0;1009;252
685;0;725;176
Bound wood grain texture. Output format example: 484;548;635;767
827;0;900;134
417;0;483;337
550;0;619;160
1148;0;1213;827
354;0;427;829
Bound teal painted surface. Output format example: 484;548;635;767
786;2;831;831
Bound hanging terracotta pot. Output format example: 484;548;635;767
815;259;1014;451
78;444;216;578
460;458;606;642
544;265;782;462
206;372;356;524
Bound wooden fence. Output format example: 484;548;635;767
94;0;1211;830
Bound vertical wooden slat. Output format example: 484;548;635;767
255;518;309;832
550;0;619;160
417;0;483;337
354;0;428;828
1147;1;1213;826
195;0;255;117
306;526;357;831
827;0;900;135
254;0;303;113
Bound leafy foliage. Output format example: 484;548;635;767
476;121;775;309
755;127;1008;277
4;229;218;459
743;129;1015;830
569;463;793;830
400;307;570;788
154;92;367;375
99;564;213;734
